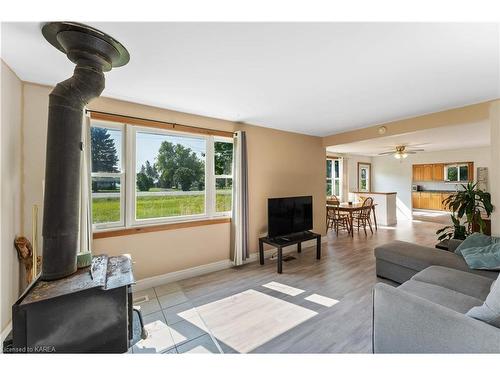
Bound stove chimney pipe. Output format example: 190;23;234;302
40;22;129;280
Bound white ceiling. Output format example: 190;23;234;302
326;121;490;156
1;22;499;136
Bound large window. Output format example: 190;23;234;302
91;122;124;228
214;138;233;213
326;158;341;197
135;130;207;222
90;120;233;230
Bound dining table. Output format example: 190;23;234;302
326;202;378;237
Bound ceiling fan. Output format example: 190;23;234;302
378;145;425;159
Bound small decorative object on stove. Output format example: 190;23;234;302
14;236;41;285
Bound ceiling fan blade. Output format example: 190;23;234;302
378;151;395;155
406;148;425;152
405;151;417;154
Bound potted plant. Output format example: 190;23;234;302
436;215;467;241
436;182;493;240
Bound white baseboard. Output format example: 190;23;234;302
134;258;233;291
1;321;12;342
134;235;327;292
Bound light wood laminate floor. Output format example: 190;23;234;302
134;219;442;354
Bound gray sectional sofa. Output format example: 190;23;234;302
373;240;500;353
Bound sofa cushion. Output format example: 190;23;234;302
398;280;484;314
412;266;494;301
375;241;499;280
467;273;500;328
455;232;500;256
461;243;500;270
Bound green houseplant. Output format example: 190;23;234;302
436;182;493;241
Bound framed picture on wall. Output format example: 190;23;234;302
358;162;371;192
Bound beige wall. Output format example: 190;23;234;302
322;102;491;147
21;83;326;280
490;100;500;235
1;61;23;332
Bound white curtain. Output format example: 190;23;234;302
78;113;92;255
230;130;249;266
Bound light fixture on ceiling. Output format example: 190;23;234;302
394;151;408;159
378;145;424;159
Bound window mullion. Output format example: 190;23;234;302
126;124;135;226
206;136;215;217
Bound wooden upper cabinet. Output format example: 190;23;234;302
467;162;474;181
432;163;444;181
413;165;424;181
412;162;469;182
423;164;433;181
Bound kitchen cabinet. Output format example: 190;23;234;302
412;192;420;209
432;163;444;181
413;165;424;181
420;192;430;209
413;162;473;182
430;193;442;210
423;164;433;181
412;191;455;211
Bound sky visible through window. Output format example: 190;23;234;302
135;131;206;172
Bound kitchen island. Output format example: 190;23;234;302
352;192;397;226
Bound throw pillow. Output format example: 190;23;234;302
460;243;500;270
455;232;495;256
467;273;500;328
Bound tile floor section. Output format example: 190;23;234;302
131;280;339;354
131;282;223;354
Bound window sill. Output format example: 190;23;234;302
93;217;231;239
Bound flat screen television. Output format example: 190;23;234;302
268;196;313;238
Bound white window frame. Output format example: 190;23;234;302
213;136;234;216
130;125;209;226
90;121;126;231
326;158;342;198
90;120;233;231
445;163;469;182
358;163;371;193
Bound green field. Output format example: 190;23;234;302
92;192;232;223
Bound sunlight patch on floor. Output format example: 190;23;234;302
262;281;305;296
133;320;175;353
179;289;317;353
304;294;339;307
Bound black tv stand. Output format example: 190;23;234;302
259;231;321;273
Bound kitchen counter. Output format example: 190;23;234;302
352;191;397;195
353;192;397;226
415;190;456;193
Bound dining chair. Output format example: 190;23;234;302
326;204;351;236
353;197;374;235
326;194;340;206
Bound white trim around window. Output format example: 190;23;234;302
90;121;126;230
90;120;233;232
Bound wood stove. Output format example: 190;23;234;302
11;255;138;353
5;23;143;353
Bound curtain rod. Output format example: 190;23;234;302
85;109;237;136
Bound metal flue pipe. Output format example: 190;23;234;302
40;22;129;280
